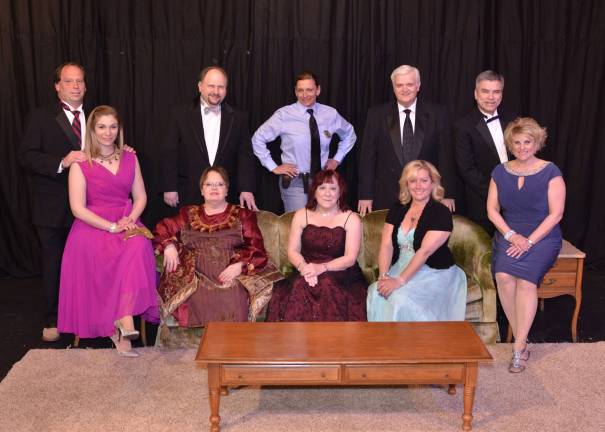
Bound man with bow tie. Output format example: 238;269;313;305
160;66;257;210
453;70;516;235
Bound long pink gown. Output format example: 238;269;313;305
58;151;159;338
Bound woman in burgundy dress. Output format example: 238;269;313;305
154;166;281;346
267;170;368;321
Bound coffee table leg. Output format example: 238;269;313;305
448;384;456;395
208;364;221;432
462;363;478;431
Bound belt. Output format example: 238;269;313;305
281;172;310;193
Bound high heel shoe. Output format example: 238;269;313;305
110;333;139;358
509;347;531;373
114;320;139;341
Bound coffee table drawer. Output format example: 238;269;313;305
221;365;340;384
344;364;464;383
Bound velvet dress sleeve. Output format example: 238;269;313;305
153;206;190;253
230;207;268;274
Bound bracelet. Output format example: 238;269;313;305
528;239;534;247
381;272;389;278
504;230;516;241
296;261;305;271
108;222;117;233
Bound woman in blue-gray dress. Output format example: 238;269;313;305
487;117;566;373
367;160;467;322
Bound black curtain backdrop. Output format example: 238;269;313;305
1;0;604;276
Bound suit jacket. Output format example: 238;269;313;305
19;102;83;228
453;107;515;224
159;101;256;206
358;99;455;211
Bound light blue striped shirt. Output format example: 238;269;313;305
252;102;356;172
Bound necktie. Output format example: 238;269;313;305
401;108;414;161
204;104;221;115
485;115;499;124
307;108;321;177
62;103;81;144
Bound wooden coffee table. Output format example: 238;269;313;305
196;321;493;431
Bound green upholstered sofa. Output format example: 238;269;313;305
255;209;499;344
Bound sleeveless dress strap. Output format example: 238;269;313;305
343;211;353;228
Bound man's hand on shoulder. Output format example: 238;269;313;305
163;191;179;207
324;159;339;171
61;151;86;168
239;192;258;211
441;198;455;213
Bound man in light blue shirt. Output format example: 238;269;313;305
252;71;356;212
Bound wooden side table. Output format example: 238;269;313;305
506;239;586;342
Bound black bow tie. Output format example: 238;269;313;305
485;115;499;124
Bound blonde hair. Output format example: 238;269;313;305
84;105;124;163
504;117;547;153
390;65;421;86
398;160;445;204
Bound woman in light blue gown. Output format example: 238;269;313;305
367;160;467;322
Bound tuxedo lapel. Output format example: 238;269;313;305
215;103;234;163
386;103;403;166
54;105;80;150
475;116;501;160
412;102;427;160
189;104;211;165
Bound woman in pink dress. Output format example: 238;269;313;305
58;105;159;357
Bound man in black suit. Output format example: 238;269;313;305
453;70;514;235
357;65;455;216
19;62;88;341
160;66;257;210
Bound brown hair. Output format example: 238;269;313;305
398;160;445;204
199;166;230;190
294;70;320;87
84;105;124;163
305;170;349;212
54;62;85;83
198;66;228;83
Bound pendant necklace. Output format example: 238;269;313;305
98;149;120;165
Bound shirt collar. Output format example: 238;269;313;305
478;107;499;121
296;101;318;113
60;100;83;112
398;99;417;114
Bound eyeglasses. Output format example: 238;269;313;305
203;182;226;188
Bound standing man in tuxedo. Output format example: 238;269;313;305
453;70;515;235
357;65;455;216
160;66;257;210
19;62;88;342
252;71;356;212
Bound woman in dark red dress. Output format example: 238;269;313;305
154;166;281;346
266;170;368;321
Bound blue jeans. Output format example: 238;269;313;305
279;176;308;213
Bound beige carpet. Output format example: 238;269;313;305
1;343;604;432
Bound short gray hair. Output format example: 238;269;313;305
475;70;504;88
390;65;421;85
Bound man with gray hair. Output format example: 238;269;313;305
357;65;455;215
453;70;516;235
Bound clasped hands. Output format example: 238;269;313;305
299;262;328;287
162;245;242;284
506;233;532;258
377;273;404;299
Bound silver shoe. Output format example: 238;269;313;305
110;334;139;358
509;347;530;373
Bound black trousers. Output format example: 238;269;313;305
35;226;70;327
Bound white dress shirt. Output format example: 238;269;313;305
200;100;221;165
481;108;508;163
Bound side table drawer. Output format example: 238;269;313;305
222;365;340;384
539;271;576;290
344;364;464;384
